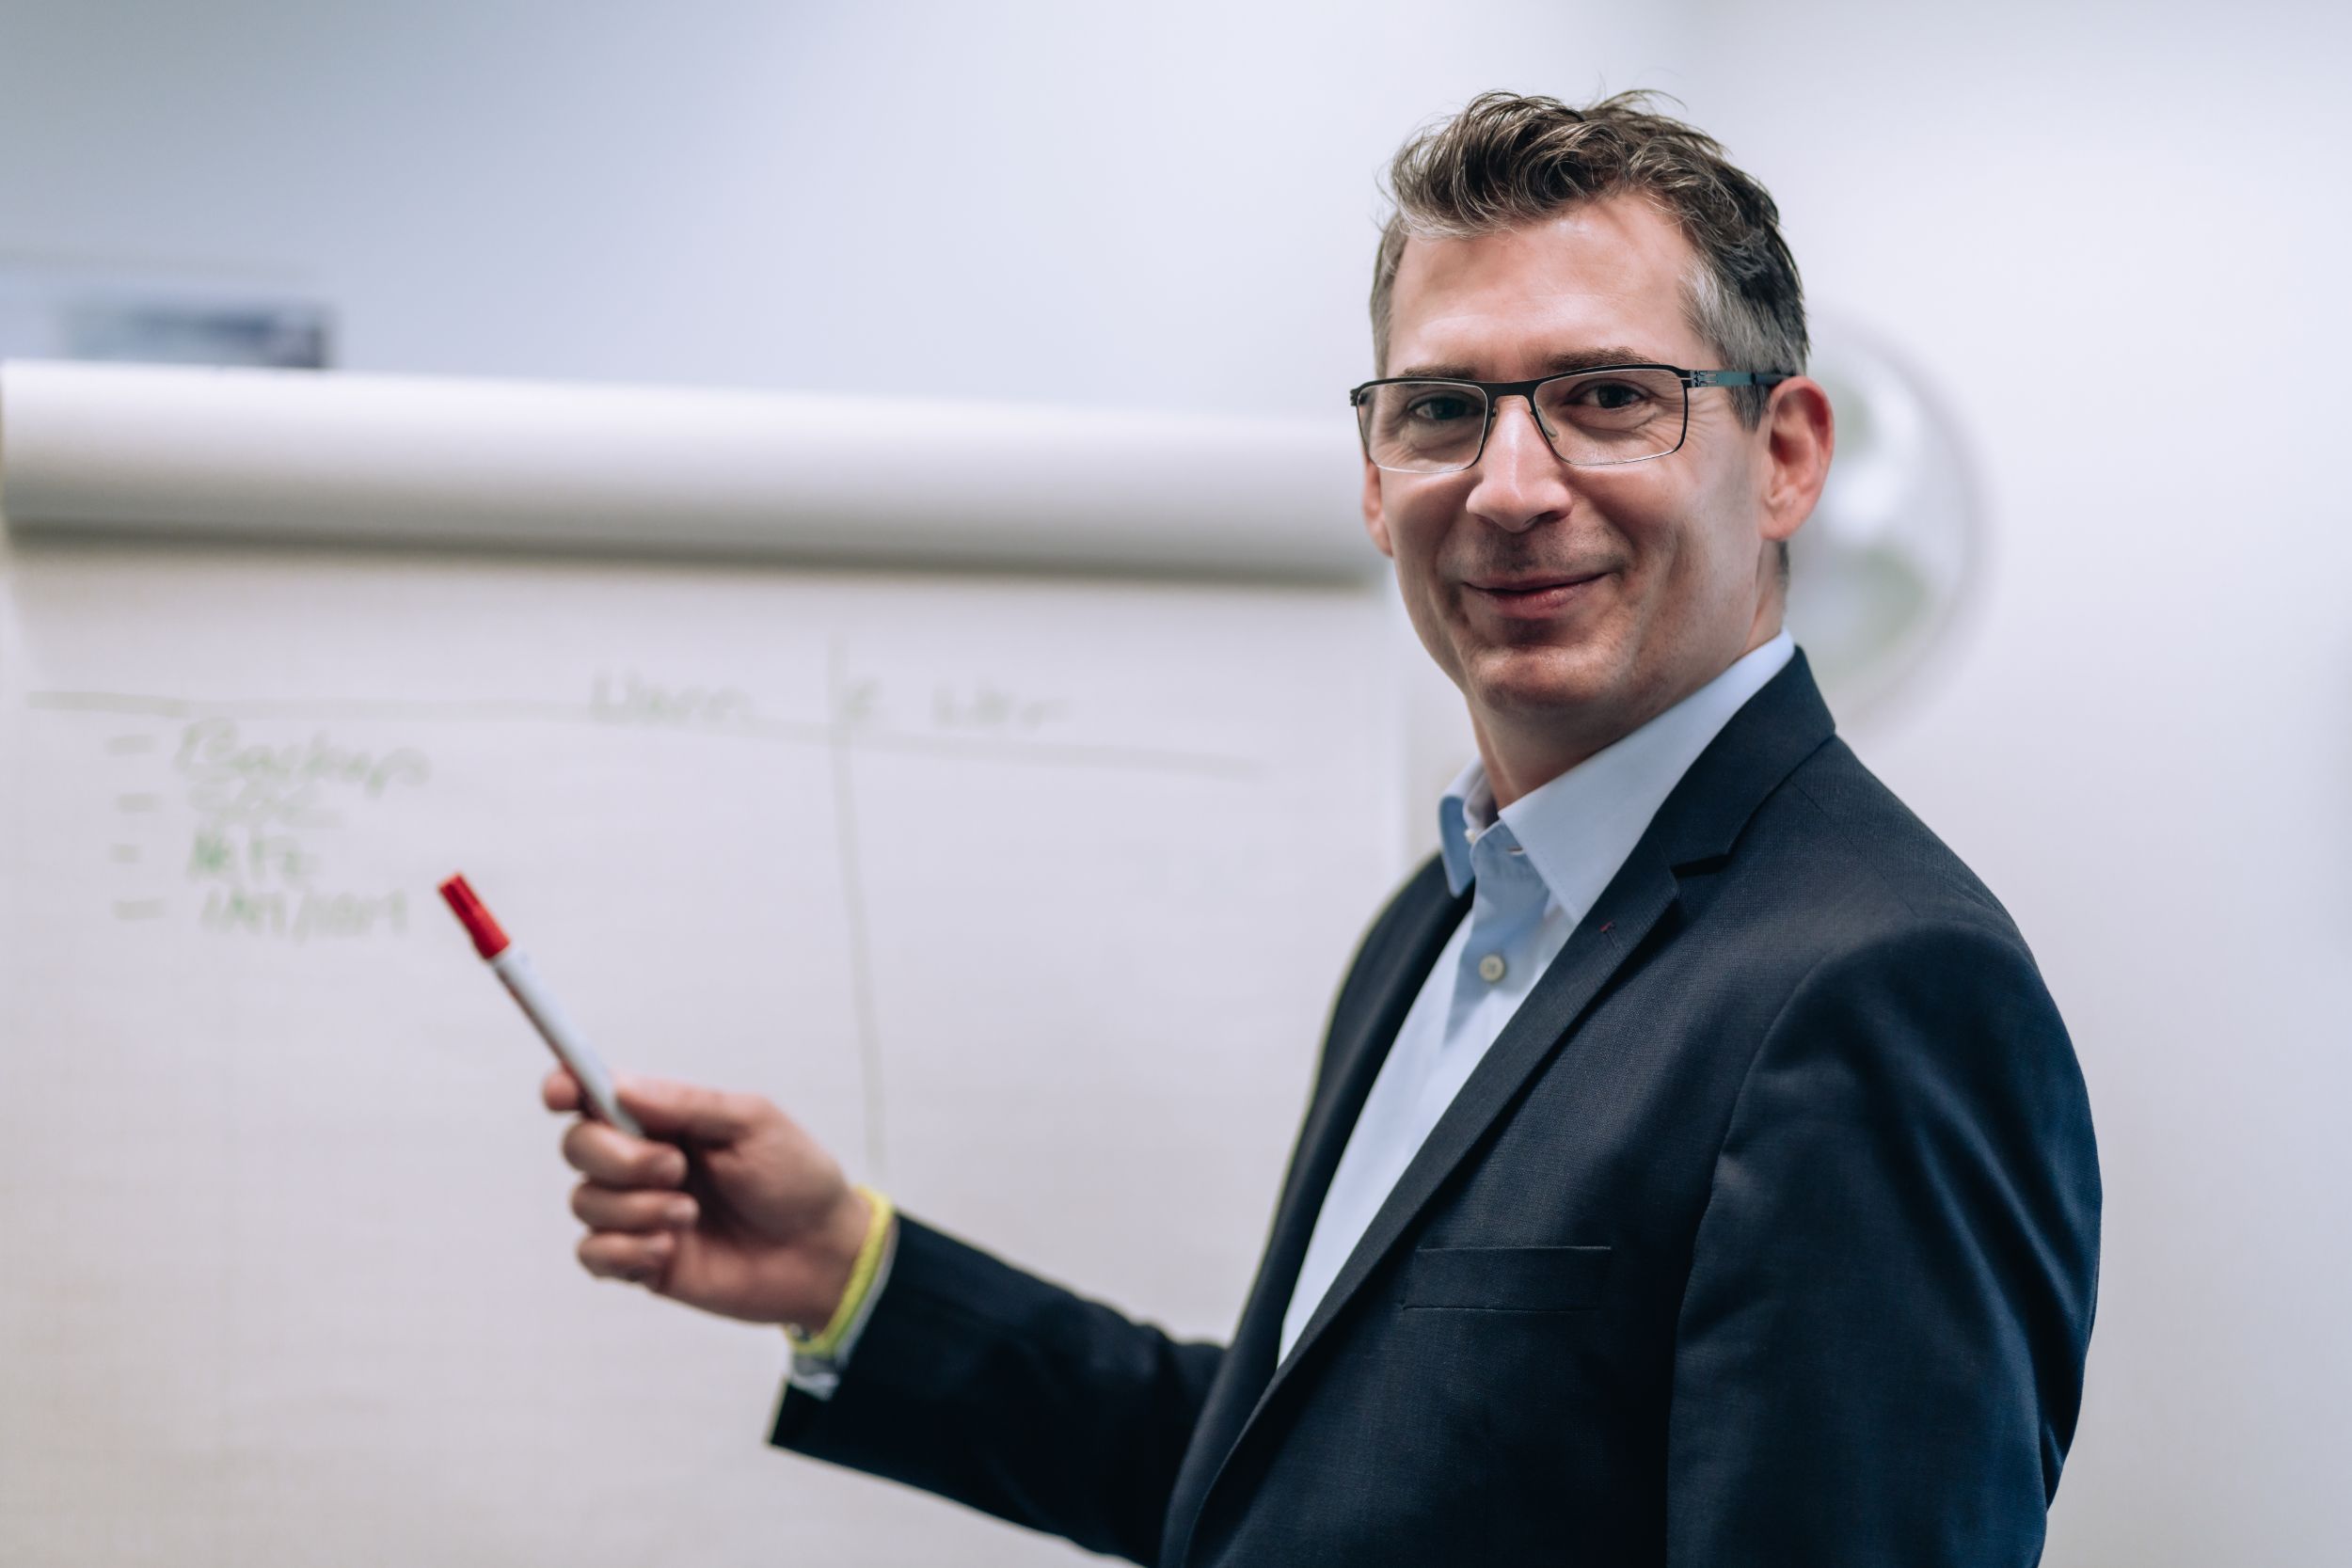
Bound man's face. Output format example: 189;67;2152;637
1364;194;1818;790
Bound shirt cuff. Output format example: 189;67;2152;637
783;1185;897;1401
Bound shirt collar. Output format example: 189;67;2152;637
1437;631;1798;917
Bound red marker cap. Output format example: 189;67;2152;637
438;873;512;959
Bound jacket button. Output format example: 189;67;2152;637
1478;953;1506;983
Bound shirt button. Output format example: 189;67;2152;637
1477;953;1506;983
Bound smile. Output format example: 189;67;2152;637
1466;573;1607;617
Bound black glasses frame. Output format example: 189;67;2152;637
1346;363;1793;472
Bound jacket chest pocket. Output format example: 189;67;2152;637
1400;1243;1613;1312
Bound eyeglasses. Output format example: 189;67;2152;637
1347;364;1792;473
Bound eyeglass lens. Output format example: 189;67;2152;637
1358;367;1689;471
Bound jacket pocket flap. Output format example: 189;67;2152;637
1401;1243;1613;1311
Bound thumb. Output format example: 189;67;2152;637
612;1072;765;1144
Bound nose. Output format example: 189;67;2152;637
1466;393;1572;532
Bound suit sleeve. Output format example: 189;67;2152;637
771;1214;1225;1566
1665;919;2102;1567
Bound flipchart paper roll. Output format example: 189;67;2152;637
0;359;1376;580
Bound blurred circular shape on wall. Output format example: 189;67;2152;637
1787;317;1983;719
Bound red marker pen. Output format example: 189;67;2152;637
438;873;644;1137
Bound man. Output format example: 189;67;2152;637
548;91;2100;1565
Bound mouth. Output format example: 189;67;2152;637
1464;570;1609;618
1470;571;1605;594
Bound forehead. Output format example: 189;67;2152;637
1386;193;1707;375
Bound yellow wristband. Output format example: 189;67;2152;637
785;1184;893;1359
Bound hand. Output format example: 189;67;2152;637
546;1068;874;1330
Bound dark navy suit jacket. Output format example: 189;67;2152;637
771;650;2102;1566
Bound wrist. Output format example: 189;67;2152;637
787;1185;892;1352
819;1184;874;1295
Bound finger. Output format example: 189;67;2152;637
571;1182;698;1233
542;1066;582;1113
612;1072;767;1144
561;1118;690;1187
577;1228;674;1283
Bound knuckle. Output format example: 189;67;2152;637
571;1185;675;1233
559;1121;598;1171
566;1124;652;1184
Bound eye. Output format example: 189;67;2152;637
1566;377;1654;410
1405;390;1479;423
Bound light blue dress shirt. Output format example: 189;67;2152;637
795;632;1797;1395
1277;632;1796;1361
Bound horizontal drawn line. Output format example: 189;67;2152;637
104;734;159;754
113;900;168;920
675;714;834;746
28;690;1258;781
110;844;142;863
33;691;590;723
115;793;162;813
848;728;1260;780
28;692;184;716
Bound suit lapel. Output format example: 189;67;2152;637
1160;857;1469;1564
1246;859;1473;1354
1218;849;1678;1448
1170;649;1839;1565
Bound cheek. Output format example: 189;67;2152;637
1577;479;1683;588
1383;489;1463;594
1591;474;1739;609
1380;499;1475;673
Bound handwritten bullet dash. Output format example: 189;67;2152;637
104;735;159;755
110;844;142;863
113;900;167;921
115;794;163;813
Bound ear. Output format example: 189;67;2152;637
1758;375;1835;546
1361;457;1395;559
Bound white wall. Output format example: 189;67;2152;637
4;2;2344;1561
1677;4;2352;1562
0;0;1680;406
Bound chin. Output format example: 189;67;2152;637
1463;641;1624;721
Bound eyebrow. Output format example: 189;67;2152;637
1387;346;1665;380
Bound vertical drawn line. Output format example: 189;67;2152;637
828;636;887;1180
216;939;245;1568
